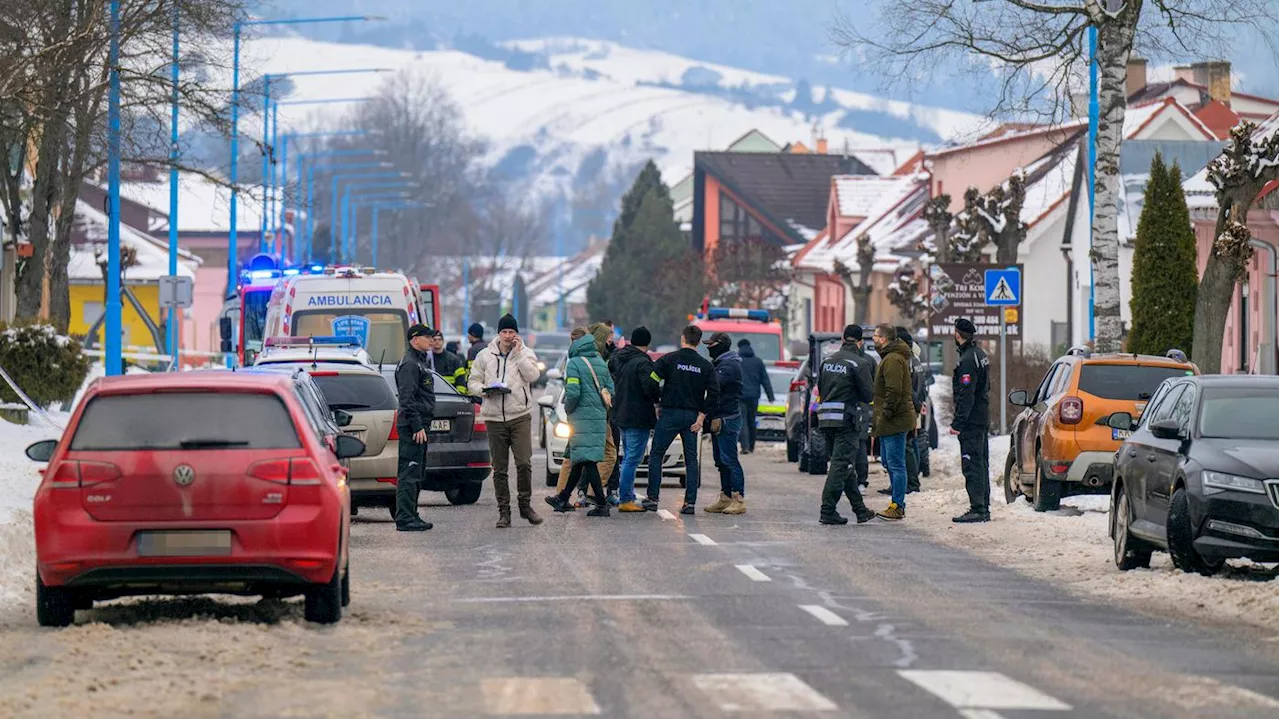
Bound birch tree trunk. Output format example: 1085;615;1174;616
1088;14;1137;353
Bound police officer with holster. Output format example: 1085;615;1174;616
817;324;877;525
394;324;437;531
950;318;991;523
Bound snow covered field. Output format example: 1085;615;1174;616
912;384;1278;631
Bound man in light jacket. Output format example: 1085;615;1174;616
468;313;543;528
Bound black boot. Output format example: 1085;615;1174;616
496;506;512;529
820;514;849;525
545;495;574;513
952;510;990;523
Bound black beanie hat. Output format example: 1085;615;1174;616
497;314;518;332
843;324;863;341
468;322;484;339
955;318;977;336
630;326;652;347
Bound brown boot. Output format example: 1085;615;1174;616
496;506;512;529
519;503;543;526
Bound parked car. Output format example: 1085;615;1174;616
533;348;566;388
755;363;796;442
1004;346;1198;511
26;371;364;626
1108;375;1278;574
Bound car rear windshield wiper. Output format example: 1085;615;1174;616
327;402;371;410
178;439;251;449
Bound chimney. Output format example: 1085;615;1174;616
1173;65;1195;83
1125;56;1147;99
1205;60;1232;106
816;137;829;154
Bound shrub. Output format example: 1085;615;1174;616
0;323;94;408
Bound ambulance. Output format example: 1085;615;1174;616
261;267;440;368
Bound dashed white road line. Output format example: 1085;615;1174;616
735;564;771;582
481;677;601;715
688;533;718;545
691;672;838;712
657;509;677;520
957;710;1006;719
897;670;1071;711
798;604;849;626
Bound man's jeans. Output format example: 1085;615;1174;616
879;431;909;508
709;413;744;496
648;408;700;505
618;427;651;504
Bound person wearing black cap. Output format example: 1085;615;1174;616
703;332;747;515
393;324;437;531
816;324;877;524
847;325;877;491
644;325;720;514
736;338;775;454
610;326;662;512
951;317;991;523
430;329;468;394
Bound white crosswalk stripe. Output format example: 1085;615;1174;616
688;532;717;545
735;564;771;581
481;677;602;715
691;672;839;712
898;670;1071;711
798;604;849;626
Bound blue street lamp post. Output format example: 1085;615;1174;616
342;184;414;261
347;194;411;262
274;99;372;245
1087;25;1098;342
167;1;179;370
294;147;381;260
350;200;423;267
106;0;123;375
327;172;408;262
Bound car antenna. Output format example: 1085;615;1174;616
312;341;319;370
378;349;386;373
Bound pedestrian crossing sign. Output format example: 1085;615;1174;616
984;268;1021;306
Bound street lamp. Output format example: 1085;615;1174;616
346;192;417;266
340;180;416;261
274;100;374;243
166;0;179;370
226;14;384;298
106;0;122;375
294;148;385;259
327;172;411;262
351;199;428;267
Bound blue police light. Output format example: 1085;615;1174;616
282;268;300;276
248;269;278;280
309;335;363;346
263;335;363;348
310;265;324;273
247;252;278;273
705;307;771;322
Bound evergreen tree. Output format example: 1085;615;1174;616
1128;153;1198;356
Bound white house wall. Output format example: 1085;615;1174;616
788;273;816;342
1020;206;1070;351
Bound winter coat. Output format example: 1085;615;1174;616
710;350;744;419
872;338;917;437
738;344;775;404
563;334;614;463
587;322;615;363
610;344;661;429
467;337;541;423
394;347;437;435
653;347;720;415
816;340;874;431
430;349;468;393
952;339;990;431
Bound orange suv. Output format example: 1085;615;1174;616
1004;346;1198;511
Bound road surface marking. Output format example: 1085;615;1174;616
456;594;691;603
798;605;848;626
691;673;838;712
481;678;601;715
958;711;1005;719
657;509;677;520
689;533;717;545
735;564;771;582
897;671;1071;711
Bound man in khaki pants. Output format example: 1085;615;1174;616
469;313;544;528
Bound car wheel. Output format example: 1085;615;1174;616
350;504;359;517
36;577;76;628
1002;452;1019;505
545;453;558;487
304;564;343;624
786;439;799;463
1112;482;1152;571
1168;486;1223;576
445;483;483;505
1032;456;1061;512
340;560;351;608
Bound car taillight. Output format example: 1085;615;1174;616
47;461;120;488
789;379;805;393
388;412;399;440
248;458;323;485
1059;396;1084;425
473;404;486;433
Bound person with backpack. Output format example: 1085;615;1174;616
545;328;615;517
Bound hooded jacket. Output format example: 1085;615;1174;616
738;344;775;404
872;338;917;437
563;334;614;463
610;344;661;429
467;336;541;422
710;349;744;419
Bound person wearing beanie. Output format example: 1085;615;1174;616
950;317;991;523
393;324;437;531
815;324;877;525
610;326;662;512
736;337;775;454
702;332;747;515
466;322;487;378
468;312;543;528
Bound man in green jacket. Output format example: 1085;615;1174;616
870;324;917;521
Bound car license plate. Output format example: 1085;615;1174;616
137;530;232;557
430;419;451;432
759;417;784;429
1112;428;1131;440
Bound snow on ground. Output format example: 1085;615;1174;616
912;382;1278;631
0;414;63;612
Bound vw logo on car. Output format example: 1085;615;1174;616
173;464;196;487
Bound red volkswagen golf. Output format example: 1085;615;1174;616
26;371;364;627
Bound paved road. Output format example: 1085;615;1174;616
0;442;1275;718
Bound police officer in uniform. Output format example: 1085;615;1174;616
817;324;877;525
950;317;991;523
394;324;437;531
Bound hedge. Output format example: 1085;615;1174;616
0;323;94;408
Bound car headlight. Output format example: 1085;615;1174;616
553;422;572;439
1201;471;1265;495
537;361;547;371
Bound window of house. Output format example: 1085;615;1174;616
717;192;783;246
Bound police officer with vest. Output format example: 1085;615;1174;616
430;329;468;393
950;317;991;523
817;324;877;525
394;324;437;532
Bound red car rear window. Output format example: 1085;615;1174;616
69;392;303;451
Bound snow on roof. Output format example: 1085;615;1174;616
528;245;607;307
1021;146;1079;228
1182;113;1279;211
113;173;261;234
797;178;929;272
835;175;919;219
1124;98;1217;140
71;200;200;282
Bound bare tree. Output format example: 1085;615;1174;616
886;261;930;329
1190;122;1279;372
833;0;1276;352
710;237;789;308
835;232;875;325
921;194;953;264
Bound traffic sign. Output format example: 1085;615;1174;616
158;275;193;309
927;264;1023;340
1004;307;1019;323
984;268;1021;306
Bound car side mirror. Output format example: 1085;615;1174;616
1008;389;1030;407
1106;412;1134;431
536;395;555;408
332;409;353;428
25;439;57;462
334;434;366;460
219;316;233;342
546;368;562;381
244;349;259;366
1149;419;1185;441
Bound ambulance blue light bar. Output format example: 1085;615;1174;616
705;308;771;322
263;335;363;348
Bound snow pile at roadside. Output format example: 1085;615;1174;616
0;415;64;611
913;383;1278;630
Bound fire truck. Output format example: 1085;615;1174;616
693;304;786;362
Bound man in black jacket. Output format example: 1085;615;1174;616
611;327;661;512
736;339;775;454
950;318;991;523
394;324;437;531
704;332;747;515
644;325;720;515
848;327;876;490
816;325;877;525
430;329;468;394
